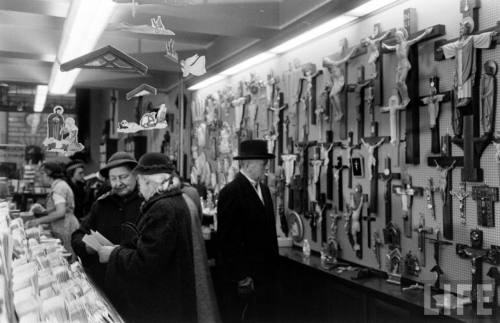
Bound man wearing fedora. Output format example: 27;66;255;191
71;152;143;316
217;139;279;323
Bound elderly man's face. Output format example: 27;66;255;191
109;166;136;196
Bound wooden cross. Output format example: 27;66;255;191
324;131;343;201
427;134;463;240
381;8;445;164
322;38;364;140
378;156;401;226
345;184;366;259
424;178;437;221
456;229;500;310
450;182;470;225
419;76;452;154
310;70;324;126
471;184;498;228
372;230;383;269
393;174;423;238
379;94;405;165
413;215;433;267
347;65;372;141
334;156;349;212
434;1;500;182
428;231;452;291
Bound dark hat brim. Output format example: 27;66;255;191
233;153;275;160
99;160;138;178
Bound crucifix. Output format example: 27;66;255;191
334;156;349;212
326;207;343;265
361;23;392;79
393;174;423;238
427;134;463;240
344;184;365;259
347;65;372;141
298;63;317;143
450;182;470;225
435;1;499;182
322;38;363;140
378;156;401;226
428;230;452;291
310;70;324;126
471;184;498;228
413;215;433;267
419;76;452;154
341;131;361;189
424;178;437;221
381;8;445;164
456;229;500;311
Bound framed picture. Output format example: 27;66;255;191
351;156;364;178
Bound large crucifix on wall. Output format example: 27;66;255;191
381;8;445;165
434;0;500;182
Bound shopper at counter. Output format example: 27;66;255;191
26;162;79;254
71;152;142;308
65;159;89;220
97;152;197;323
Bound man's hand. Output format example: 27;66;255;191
25;218;41;228
97;245;118;263
237;276;254;298
30;203;46;214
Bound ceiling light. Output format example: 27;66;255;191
48;0;116;94
34;85;49;112
269;15;357;54
346;0;400;17
220;52;276;76
188;75;226;91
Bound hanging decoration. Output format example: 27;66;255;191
118;103;168;133
180;54;206;77
108;16;175;36
43;106;84;156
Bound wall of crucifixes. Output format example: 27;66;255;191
190;0;500;294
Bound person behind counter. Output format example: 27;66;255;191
65;159;89;220
216;139;279;323
97;152;198;323
71;152;143;317
26;162;80;254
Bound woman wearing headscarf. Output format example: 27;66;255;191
97;153;198;323
26;162;79;254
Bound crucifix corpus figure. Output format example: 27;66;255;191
438;17;497;108
323;39;359;122
435;160;456;201
382;26;433;106
361;23;391;78
360;137;385;180
380;95;406;145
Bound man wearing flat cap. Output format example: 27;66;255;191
71;152;143;316
217;139;279;323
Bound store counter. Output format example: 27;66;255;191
278;247;498;323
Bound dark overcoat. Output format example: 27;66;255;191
217;172;279;285
105;188;197;323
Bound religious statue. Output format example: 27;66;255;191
219;122;232;154
380;95;406;145
196;122;207;147
47;105;65;140
360;137;385;180
323;39;359;121
60;117;84;152
205;95;217;125
439;17;497;108
231;96;246;131
361;23;391;77
435;160;456;201
264;126;278;154
480;60;497;134
156;104;168;124
382;27;433;106
281;154;297;185
421;78;445;130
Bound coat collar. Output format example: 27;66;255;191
140;188;182;213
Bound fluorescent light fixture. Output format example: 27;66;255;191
188;75;226;91
269;15;357;54
220;52;276;76
34;85;49;112
346;0;400;17
48;0;115;94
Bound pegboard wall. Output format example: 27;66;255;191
192;0;500;289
